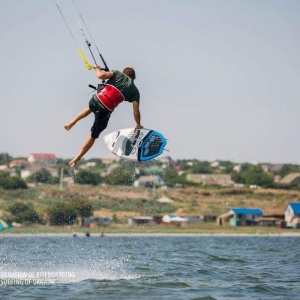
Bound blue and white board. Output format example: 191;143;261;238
103;128;167;161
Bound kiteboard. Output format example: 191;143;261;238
103;128;167;161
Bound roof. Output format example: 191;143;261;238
270;164;285;172
30;153;57;159
132;216;153;220
287;203;300;214
187;174;234;186
10;159;27;163
217;212;234;220
230;208;263;215
162;214;188;223
280;173;300;184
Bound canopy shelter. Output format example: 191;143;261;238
0;220;12;231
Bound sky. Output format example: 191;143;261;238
0;0;300;164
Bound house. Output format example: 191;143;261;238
162;214;188;227
285;203;300;228
187;215;216;223
280;173;300;185
217;208;263;226
21;166;58;179
255;217;280;227
210;161;220;168
270;164;286;173
233;165;241;172
230;208;263;224
0;165;10;173
28;153;57;166
130;216;153;225
79;162;96;170
134;175;164;187
186;174;234;187
83;217;110;228
9;159;28;168
261;163;272;173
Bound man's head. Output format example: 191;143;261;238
123;67;136;80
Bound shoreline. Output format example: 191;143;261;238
1;232;300;237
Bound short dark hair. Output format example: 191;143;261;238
123;67;136;80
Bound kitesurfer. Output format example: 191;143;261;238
64;66;143;168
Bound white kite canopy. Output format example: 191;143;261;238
103;128;167;161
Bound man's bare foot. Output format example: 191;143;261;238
69;159;77;168
64;122;75;131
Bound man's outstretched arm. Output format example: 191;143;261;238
133;101;143;130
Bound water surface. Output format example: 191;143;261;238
0;236;299;299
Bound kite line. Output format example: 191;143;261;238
53;0;109;71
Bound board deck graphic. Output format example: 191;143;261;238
103;128;167;161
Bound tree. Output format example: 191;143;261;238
0;172;27;189
0;153;12;165
191;161;213;174
70;199;93;226
104;163;135;185
35;168;53;184
231;164;274;187
278;164;300;178
219;160;235;174
48;201;77;225
8;202;41;224
75;170;101;185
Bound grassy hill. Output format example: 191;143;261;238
1;185;298;220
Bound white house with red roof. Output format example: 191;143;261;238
28;153;57;166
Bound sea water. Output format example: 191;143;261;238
0;236;299;299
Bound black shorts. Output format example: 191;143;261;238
89;95;112;139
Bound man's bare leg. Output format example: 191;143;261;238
64;107;92;131
69;134;95;168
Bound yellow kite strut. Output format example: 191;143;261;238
78;49;93;70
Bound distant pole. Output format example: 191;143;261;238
60;167;64;190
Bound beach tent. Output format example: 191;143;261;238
0;220;12;231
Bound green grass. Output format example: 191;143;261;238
1;223;299;235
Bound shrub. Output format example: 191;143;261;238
75;170;101;185
48;201;77;225
0;172;27;189
8;202;41;224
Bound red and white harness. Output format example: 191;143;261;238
96;84;125;111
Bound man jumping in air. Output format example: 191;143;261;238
64;66;143;168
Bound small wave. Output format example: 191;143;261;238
208;254;232;262
196;269;209;275
190;297;217;300
234;258;246;263
151;281;190;288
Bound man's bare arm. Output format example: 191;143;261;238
133;101;143;130
95;66;114;80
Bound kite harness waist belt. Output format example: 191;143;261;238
96;84;125;111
